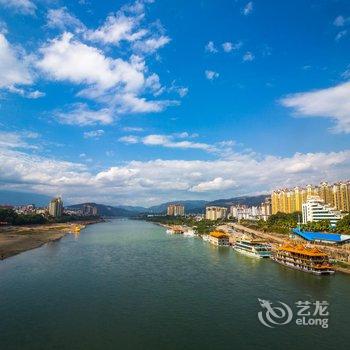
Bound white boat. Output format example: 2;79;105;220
233;239;271;258
166;229;174;234
202;234;210;242
183;229;196;237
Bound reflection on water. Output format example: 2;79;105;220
0;219;349;350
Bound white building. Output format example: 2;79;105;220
230;205;262;220
205;206;227;221
302;196;343;227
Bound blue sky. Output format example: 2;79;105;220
1;0;350;206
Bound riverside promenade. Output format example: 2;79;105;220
230;223;350;273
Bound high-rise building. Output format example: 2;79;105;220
302;196;343;227
48;197;63;218
83;204;98;216
271;180;350;214
205;206;227;221
167;204;185;216
260;197;272;221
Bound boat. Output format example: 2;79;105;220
166;229;174;234
183;229;196;237
271;244;335;275
233;238;271;258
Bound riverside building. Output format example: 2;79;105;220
167;204;185;216
205;206;227;221
302;196;343;227
271;180;350;214
48;197;63;218
206;231;230;246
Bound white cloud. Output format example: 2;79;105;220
0;0;36;15
37;32;173;117
2;142;350;205
242;2;253;16
83;129;105;139
119;135;140;144
205;70;219;80
222;41;242;53
334;16;345;27
120;133;218;153
0;33;33;91
205;41;218;53
54;103;114;126
335;30;347;41
190;177;236;192
46;7;86;32
132;35;170;53
37;33;145;92
0;131;39;149
122;126;144;132
243;51;254;61
280;81;350;133
85;12;147;45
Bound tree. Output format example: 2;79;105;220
336;214;350;233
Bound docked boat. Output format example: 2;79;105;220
271;244;335;275
233;238;271;258
183;229;196;237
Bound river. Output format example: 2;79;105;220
0;219;349;350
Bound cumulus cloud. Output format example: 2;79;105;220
0;0;36;15
280;81;350;133
46;7;86;32
2;138;350;205
205;70;219;80
190;177;236;192
0;33;33;92
85;12;146;45
37;33;145;91
242;2;253;16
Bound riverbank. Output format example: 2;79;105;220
0;219;102;260
231;223;350;274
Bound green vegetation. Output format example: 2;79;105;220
0;207;99;226
240;212;350;234
241;212;300;234
335;214;350;233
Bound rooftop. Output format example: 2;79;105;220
292;228;350;244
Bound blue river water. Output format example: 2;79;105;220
0;219;349;350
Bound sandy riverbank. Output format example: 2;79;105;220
0;220;102;260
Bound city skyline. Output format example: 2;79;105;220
1;0;350;206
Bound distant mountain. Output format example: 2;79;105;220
67;203;134;217
207;195;268;208
0;190;51;207
148;200;209;214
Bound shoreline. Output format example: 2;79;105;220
151;221;350;275
0;219;103;261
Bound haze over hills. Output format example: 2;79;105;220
0;190;269;216
68;195;269;216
